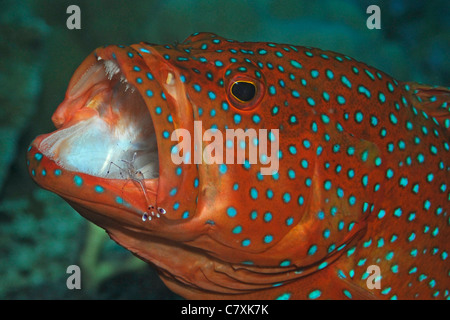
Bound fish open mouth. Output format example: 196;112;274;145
28;46;196;229
35;58;159;180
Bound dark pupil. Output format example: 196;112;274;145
231;81;256;102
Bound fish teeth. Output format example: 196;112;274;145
128;85;136;93
119;74;128;83
103;60;120;80
118;73;135;93
103;60;131;94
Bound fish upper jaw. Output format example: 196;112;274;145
27;44;202;239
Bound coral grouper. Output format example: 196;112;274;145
28;33;449;299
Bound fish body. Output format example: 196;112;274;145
27;33;449;299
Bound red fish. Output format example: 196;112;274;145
27;33;449;299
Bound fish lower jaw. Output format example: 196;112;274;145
27;144;160;224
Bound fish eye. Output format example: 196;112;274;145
230;81;257;103
226;74;264;111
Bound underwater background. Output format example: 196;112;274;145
0;0;448;299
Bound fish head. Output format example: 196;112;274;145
27;33;387;296
27;39;201;238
